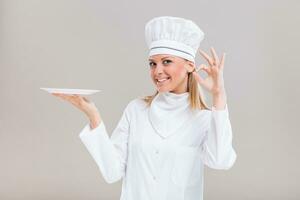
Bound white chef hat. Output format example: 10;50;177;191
145;16;205;63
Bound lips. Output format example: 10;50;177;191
156;77;170;81
156;77;170;85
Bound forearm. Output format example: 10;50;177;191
79;103;131;184
78;122;124;184
203;112;236;169
201;89;237;169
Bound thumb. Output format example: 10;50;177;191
82;96;91;103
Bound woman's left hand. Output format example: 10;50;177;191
192;47;226;95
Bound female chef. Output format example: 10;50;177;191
52;16;237;200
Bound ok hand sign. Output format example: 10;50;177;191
192;47;226;96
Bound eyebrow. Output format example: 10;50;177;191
148;56;173;61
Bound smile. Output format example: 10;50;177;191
156;77;170;85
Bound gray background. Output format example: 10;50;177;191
1;0;299;199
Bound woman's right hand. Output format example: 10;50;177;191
51;93;100;120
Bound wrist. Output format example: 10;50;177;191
212;90;227;110
90;119;101;129
89;114;101;129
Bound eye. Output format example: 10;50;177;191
149;62;156;67
163;60;172;64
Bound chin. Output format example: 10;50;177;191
153;81;176;93
156;87;172;93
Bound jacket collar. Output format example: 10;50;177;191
148;91;196;139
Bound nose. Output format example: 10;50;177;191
154;63;164;75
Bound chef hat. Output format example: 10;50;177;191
145;16;205;63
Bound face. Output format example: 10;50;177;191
149;54;195;94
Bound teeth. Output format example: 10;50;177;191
158;79;167;82
157;77;169;82
156;77;170;85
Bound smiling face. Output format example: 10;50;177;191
149;54;195;94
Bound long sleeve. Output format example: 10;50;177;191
78;104;131;184
200;103;237;170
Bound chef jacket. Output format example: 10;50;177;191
78;91;237;200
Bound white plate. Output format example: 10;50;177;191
40;87;101;95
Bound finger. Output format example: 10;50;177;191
220;53;226;70
192;65;200;73
56;94;74;101
199;49;214;66
198;64;211;74
192;71;205;85
73;94;82;100
51;93;78;106
70;95;90;106
210;47;220;65
52;93;64;98
72;94;87;102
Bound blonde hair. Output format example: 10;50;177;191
140;64;211;111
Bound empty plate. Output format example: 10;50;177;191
40;87;101;95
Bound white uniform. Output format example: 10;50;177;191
78;91;237;200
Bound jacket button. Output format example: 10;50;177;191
155;150;159;154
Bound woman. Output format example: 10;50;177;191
53;16;237;200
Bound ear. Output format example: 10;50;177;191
184;60;196;73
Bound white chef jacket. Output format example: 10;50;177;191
78;91;237;200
